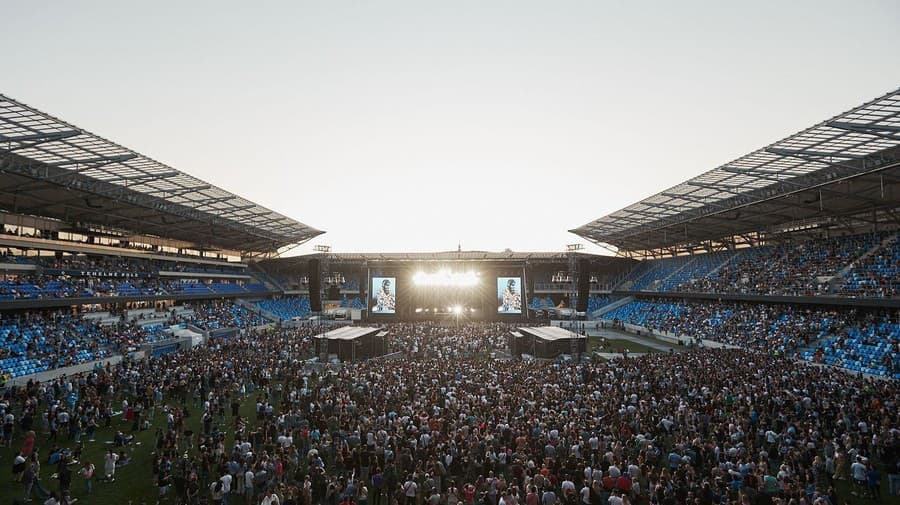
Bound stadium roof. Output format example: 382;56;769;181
0;94;323;253
260;250;633;270
315;250;600;262
572;87;900;255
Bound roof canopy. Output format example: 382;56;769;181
572;88;900;254
0;94;323;253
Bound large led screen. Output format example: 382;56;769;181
371;277;397;314
497;277;522;314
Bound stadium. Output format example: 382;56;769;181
1;6;900;505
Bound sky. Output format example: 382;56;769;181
2;1;899;255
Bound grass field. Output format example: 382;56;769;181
3;361;898;505
588;336;682;355
0;385;264;505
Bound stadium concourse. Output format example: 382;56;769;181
0;90;899;505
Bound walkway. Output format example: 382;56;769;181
586;327;680;352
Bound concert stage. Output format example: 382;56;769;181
510;326;587;358
313;326;387;362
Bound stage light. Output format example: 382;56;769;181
412;270;481;286
453;305;463;314
415;308;423;313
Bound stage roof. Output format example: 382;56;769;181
572;87;900;255
0;94;323;253
313;326;379;340
518;326;586;341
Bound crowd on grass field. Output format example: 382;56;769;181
0;322;898;505
382;322;515;359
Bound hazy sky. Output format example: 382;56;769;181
3;1;899;254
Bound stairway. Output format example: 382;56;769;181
830;232;898;293
590;296;634;319
706;250;741;278
235;298;280;322
836;232;898;278
248;262;285;293
614;263;650;291
797;332;836;361
652;256;699;292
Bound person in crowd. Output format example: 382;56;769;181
0;320;896;505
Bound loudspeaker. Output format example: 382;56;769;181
309;259;322;312
576;258;590;312
327;286;340;300
525;265;534;303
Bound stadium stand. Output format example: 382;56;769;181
605;231;899;298
0;277;92;300
803;315;899;377
338;295;365;309
603;298;899;378
254;297;313;320
837;233;899;298
0;250;273;301
655;250;736;292
0;88;896;504
677;232;887;296
186;301;270;330
340;279;360;291
586;294;612;313
617;254;694;291
0;299;274;378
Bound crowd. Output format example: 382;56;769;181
0;322;897;505
1;227;235;263
604;300;900;378
674;233;893;298
187;302;271;330
380;322;513;359
587;297;613;315
0;274;266;301
838;237;900;298
257;298;314;321
804;315;899;377
604;300;846;355
0;302;277;379
0;249;261;301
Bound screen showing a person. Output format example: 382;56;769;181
497;277;522;314
371;277;396;314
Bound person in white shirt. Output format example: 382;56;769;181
850;457;868;495
220;473;233;504
607;491;624;505
245;469;255;502
261;489;281;505
403;477;418;505
104;449;119;481
560;478;576;499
